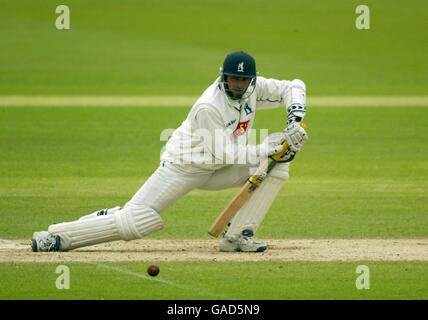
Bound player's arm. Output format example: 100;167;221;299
256;76;308;157
282;79;307;153
256;76;307;123
192;105;283;164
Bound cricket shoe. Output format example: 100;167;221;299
219;230;267;252
31;231;61;252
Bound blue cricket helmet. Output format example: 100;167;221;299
219;51;257;100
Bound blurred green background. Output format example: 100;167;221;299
1;0;427;300
1;0;427;238
1;0;427;95
1;106;427;239
1;0;428;238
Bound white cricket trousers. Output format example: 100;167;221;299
124;161;255;213
48;161;259;251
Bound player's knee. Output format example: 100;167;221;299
115;206;163;241
291;79;306;90
270;163;289;181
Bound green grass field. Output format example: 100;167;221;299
1;0;427;301
1;261;427;300
1;107;427;240
1;0;427;95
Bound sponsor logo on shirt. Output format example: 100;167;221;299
233;120;250;136
244;103;252;115
225;119;237;127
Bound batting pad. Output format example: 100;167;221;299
78;206;121;220
224;163;289;240
48;206;163;251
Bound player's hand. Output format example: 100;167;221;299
284;122;308;152
260;132;286;156
273;148;296;163
266;132;297;163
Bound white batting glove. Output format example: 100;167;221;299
284;122;308;152
258;132;286;157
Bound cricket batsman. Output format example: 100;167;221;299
32;51;308;253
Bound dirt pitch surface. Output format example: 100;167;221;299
1;239;427;263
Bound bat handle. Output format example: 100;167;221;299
270;122;307;162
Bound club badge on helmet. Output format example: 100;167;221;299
219;51;257;100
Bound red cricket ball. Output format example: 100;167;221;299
147;264;160;277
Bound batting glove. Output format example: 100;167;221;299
284;122;308;152
258;132;286;157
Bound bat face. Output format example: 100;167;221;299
208;158;270;237
208;181;254;237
